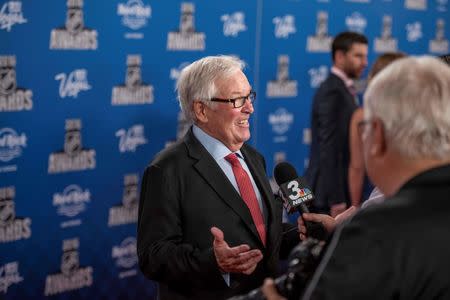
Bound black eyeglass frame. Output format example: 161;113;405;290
210;90;256;108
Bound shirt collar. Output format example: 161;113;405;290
331;66;355;90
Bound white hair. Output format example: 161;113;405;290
176;55;245;123
364;56;450;159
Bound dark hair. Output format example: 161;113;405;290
332;31;368;62
368;52;407;81
439;54;450;66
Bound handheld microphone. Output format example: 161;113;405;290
274;162;328;240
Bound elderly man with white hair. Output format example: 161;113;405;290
138;55;299;300
263;56;450;300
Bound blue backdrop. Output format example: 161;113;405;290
1;0;449;299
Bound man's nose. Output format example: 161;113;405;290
242;97;254;113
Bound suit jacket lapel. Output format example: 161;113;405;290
331;73;358;110
184;129;264;245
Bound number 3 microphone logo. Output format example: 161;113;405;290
287;180;301;200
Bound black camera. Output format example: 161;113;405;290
228;238;324;300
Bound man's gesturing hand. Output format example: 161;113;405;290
211;227;263;275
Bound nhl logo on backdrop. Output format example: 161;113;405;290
0;261;24;293
48;119;96;174
0;186;32;243
374;15;398;53
64;120;82;155
112;55;154;105
0;1;27;32
266;55;298;98
44;238;93;296
108;174;139;226
307;11;332;52
167;2;205;51
0;188;15;226
50;0;98;50
0;56;33;112
61;249;79;277
429;18;449;53
0;57;16;96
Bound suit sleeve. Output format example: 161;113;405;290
316;88;346;206
301;217;392;300
137;164;225;289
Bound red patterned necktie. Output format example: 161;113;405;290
225;153;266;246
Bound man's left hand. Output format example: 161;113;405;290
210;227;263;275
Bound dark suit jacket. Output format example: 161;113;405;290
137;128;298;300
302;164;450;299
305;72;358;212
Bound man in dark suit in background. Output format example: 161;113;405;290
305;31;368;216
137;55;298;300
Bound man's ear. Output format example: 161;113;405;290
334;50;345;66
370;118;387;157
193;100;208;123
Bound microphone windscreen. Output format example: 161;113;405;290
274;162;298;186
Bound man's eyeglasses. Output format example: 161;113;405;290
210;91;256;108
